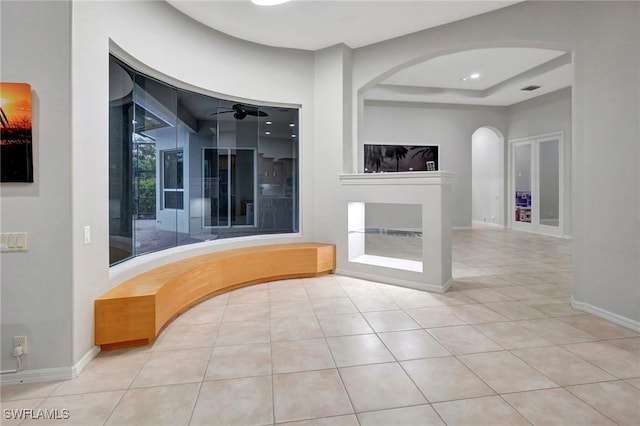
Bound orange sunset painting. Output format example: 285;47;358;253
1;82;33;182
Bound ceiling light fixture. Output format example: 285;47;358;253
266;121;272;125
289;123;295;127
291;134;297;138
265;131;271;135
251;0;291;6
461;73;481;82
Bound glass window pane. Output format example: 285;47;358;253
109;55;300;266
108;57;135;264
258;106;299;233
163;150;182;189
514;143;532;223
133;68;178;255
164;191;184;210
365;203;422;262
539;139;560;227
232;148;256;226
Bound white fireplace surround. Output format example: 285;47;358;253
338;172;454;293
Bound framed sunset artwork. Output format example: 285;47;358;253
1;82;33;182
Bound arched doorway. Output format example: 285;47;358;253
472;127;504;227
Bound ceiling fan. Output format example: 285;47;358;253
212;103;268;120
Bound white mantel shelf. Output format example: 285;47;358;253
339;171;455;185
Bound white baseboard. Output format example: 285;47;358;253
471;220;506;229
571;297;640;332
335;269;451;294
452;226;472;231
0;366;72;385
71;346;101;379
0;346;100;385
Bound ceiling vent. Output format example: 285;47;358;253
521;85;542;91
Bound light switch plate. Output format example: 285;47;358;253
84;226;91;245
1;233;28;252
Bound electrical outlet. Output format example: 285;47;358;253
13;336;27;354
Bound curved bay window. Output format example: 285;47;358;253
109;56;300;265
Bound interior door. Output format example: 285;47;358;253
510;134;563;237
230;148;256;227
203;148;227;227
203;147;256;228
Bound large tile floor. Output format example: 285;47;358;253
2;228;639;425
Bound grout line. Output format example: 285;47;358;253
99;387;128;426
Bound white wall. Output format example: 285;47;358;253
508;87;572;235
0;0;73;372
348;1;639;326
313;44;352;241
361;101;507;228
365;203;422;231
472;127;503;225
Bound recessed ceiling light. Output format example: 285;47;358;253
460;77;468;82
251;0;291;6
291;134;296;138
289;123;295;127
266;121;272;125
470;73;481;79
265;131;271;135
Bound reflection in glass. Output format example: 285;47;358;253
108;58;134;264
133;67;178;255
162;150;184;210
364;203;422;261
539;139;560;227
109;55;299;266
348;202;422;272
514;143;532;223
203;148;225;227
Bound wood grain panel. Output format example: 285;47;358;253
95;243;335;349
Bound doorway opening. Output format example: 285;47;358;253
472;127;504;227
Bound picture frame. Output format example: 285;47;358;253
364;144;439;173
1;82;33;182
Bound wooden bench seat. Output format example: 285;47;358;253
95;242;336;350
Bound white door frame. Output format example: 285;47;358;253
508;131;564;237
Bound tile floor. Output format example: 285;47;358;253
2;228;639;425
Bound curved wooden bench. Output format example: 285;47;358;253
95;242;336;350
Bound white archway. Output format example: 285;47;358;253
472;127;504;227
